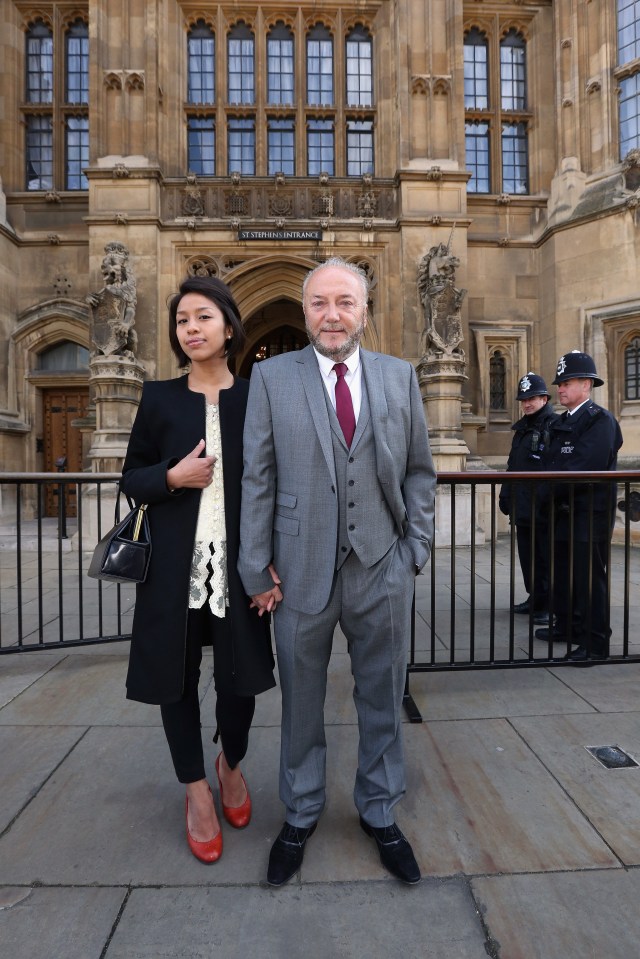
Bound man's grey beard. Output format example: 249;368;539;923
306;322;366;362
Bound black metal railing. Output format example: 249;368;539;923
0;473;131;653
1;473;639;693
402;470;640;719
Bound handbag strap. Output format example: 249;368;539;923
114;483;136;524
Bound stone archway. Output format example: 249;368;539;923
11;299;90;476
238;302;307;379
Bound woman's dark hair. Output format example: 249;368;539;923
168;275;246;368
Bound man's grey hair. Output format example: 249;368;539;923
302;257;369;304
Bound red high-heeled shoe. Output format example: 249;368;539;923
215;753;252;829
185;790;223;863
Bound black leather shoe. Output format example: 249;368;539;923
532;611;551;625
534;627;567;642
267;822;317;886
359;817;421;884
512;600;530;614
562;646;607;663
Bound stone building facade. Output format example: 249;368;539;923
1;1;639;513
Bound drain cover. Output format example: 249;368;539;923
586;745;639;769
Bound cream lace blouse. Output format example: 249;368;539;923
188;403;228;617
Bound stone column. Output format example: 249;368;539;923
418;353;469;472
86;241;144;472
416;242;483;546
88;353;144;472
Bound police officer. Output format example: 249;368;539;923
499;373;559;623
535;351;623;661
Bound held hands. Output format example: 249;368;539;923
166;439;216;491
250;564;283;617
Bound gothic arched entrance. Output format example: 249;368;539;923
238;298;307;379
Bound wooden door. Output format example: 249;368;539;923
43;388;90;517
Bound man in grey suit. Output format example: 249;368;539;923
239;257;436;886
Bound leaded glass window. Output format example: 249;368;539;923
618;0;640;65
490;351;507;409
228;117;255;174
500;31;526;111
346;26;373;108
26;21;53;104
65;116;89;190
625;336;640;400
26;115;53;190
621;73;640;156
308;119;334;176
464;29;488;110
228;24;255;105
347;119;373;176
465;122;490;193
268;118;295;175
188;117;215;175
267;23;294;106
65;20;88;105
307;26;333;107
502;123;528;194
188;21;215;105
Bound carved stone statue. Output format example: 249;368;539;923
87;242;138;357
417;235;466;359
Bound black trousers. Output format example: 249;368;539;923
552;537;611;655
516;522;550;610
160;606;255;784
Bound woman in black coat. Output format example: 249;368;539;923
121;275;275;865
499;372;559;622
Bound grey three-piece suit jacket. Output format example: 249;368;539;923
238;344;436;614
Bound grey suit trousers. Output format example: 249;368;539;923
274;537;415;828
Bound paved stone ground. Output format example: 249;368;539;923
1;539;640;958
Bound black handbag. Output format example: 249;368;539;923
88;490;151;584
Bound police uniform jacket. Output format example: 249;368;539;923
121;376;275;705
499;404;559;526
545;400;623;542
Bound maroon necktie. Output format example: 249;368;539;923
332;363;356;447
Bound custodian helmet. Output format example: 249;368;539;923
516;372;550;400
551;350;604;387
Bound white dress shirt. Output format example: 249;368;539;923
566;399;590;416
313;347;362;422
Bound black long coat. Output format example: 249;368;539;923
121;376;275;705
544;401;623;542
499;404;559;526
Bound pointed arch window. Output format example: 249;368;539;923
490;351;507;409
188;21;215;105
346;26;373;108
65;20;88;104
464;27;530;195
180;15;376;176
307;25;333;106
26;20;53;104
625;336;640;400
500;30;526;110
24;18;89;191
267;23;294;106
38;341;90;371
228;23;255;105
464;28;488;110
